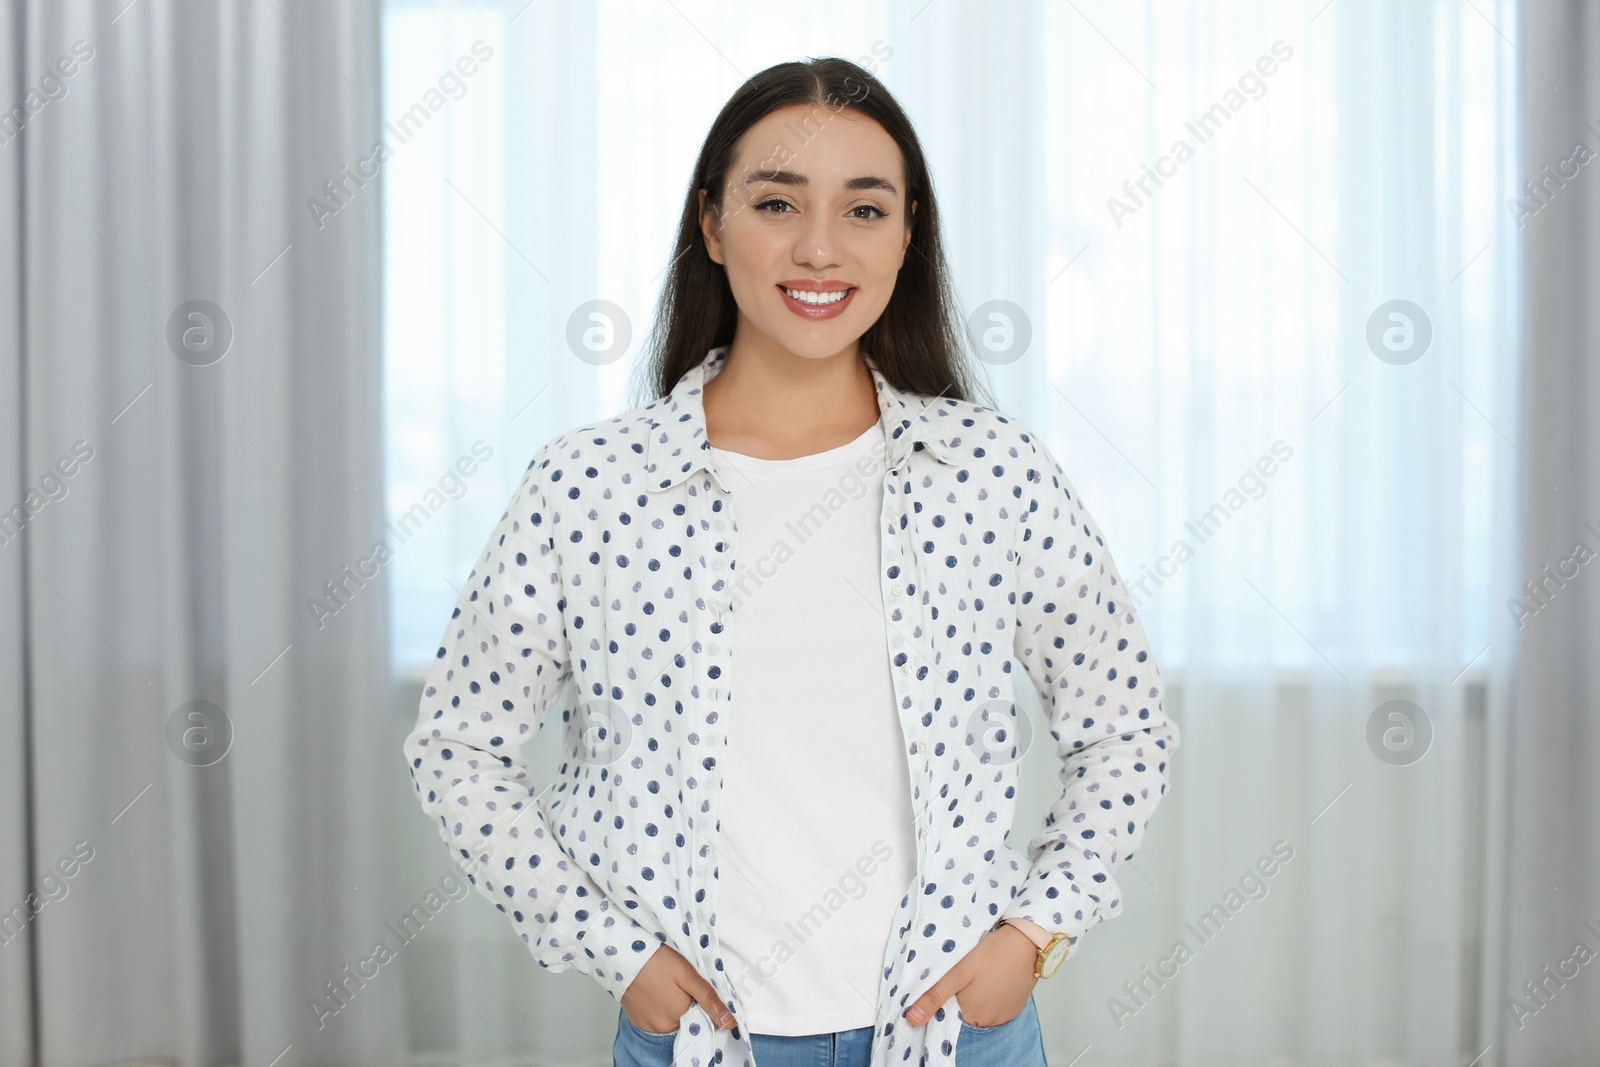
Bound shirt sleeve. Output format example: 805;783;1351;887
402;442;663;1002
1001;428;1181;960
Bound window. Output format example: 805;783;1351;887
382;0;1519;679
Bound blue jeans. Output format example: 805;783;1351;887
613;994;1047;1067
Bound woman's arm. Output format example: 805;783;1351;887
401;442;662;1003
1000;429;1182;958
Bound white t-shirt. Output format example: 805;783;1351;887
707;422;919;1036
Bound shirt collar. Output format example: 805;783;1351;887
642;345;959;493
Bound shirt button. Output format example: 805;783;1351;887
890;584;903;597
918;824;927;840
899;664;910;676
708;686;719;700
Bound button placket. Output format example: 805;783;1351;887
700;476;736;994
707;482;735;707
882;463;939;894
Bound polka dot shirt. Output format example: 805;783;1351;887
403;345;1181;1066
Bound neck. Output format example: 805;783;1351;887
703;332;879;458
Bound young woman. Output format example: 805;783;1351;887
404;56;1180;1067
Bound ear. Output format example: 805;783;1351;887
699;187;724;265
902;197;917;260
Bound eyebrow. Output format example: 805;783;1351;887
742;169;899;196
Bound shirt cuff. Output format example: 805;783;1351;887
579;905;666;1002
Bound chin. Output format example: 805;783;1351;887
757;304;887;362
770;329;862;362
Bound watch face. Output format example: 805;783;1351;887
1041;935;1071;975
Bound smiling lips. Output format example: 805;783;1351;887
777;281;856;320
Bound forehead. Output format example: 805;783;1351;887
733;103;904;189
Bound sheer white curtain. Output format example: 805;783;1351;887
382;3;1522;1065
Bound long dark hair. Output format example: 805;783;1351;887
631;55;992;410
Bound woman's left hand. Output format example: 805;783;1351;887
902;921;1039;1028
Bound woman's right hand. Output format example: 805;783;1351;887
620;944;739;1035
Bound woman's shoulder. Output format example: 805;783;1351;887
517;393;683;485
915;394;1053;470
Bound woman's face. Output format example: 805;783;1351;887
699;103;916;363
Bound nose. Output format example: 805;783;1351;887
792;212;842;270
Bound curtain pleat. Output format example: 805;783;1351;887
1;0;36;1061
1505;2;1600;1064
5;1;401;1064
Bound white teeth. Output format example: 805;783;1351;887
783;287;850;305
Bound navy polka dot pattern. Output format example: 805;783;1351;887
403;345;1181;1066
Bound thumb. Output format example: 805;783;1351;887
681;969;739;1031
904;966;963;1027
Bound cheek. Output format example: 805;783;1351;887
856;236;904;282
718;224;781;281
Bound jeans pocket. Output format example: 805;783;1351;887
955;995;1046;1067
959;1013;1020;1035
619;1006;680;1043
958;993;1033;1034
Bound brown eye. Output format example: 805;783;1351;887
850;204;889;220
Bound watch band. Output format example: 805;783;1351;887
993;916;1074;978
1000;916;1051;949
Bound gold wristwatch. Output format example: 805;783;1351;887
993;917;1074;979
